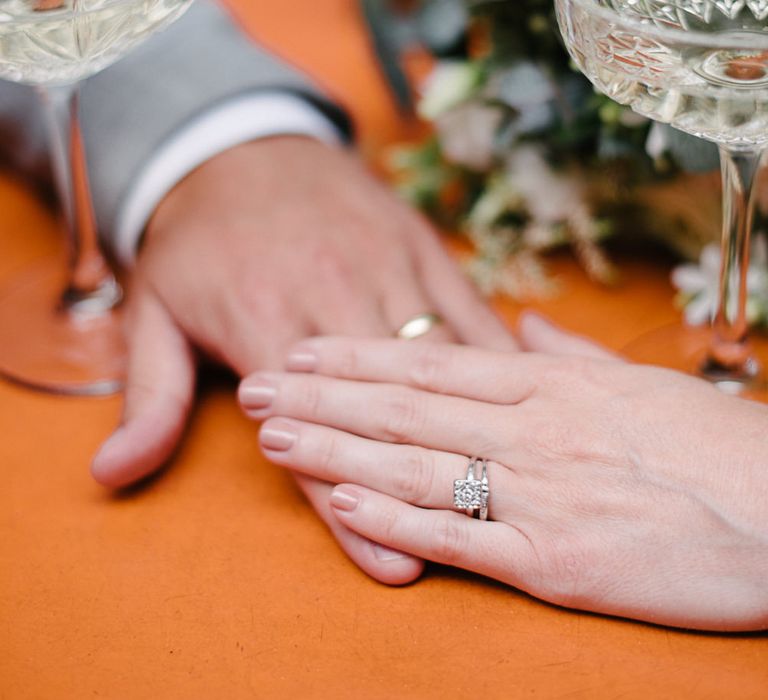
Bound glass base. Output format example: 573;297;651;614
623;323;768;401
0;257;125;396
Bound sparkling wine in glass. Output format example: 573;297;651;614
556;0;768;393
0;0;192;395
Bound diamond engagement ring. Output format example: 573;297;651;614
453;458;490;520
395;312;444;340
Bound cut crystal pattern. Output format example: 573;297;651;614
0;0;192;85
595;30;677;80
714;0;745;19
747;0;768;19
559;0;768;147
605;0;768;25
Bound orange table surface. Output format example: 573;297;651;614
1;2;767;698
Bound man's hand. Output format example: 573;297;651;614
91;136;516;585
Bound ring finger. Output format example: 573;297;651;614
381;272;458;344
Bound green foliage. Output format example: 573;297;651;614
470;0;568;68
389;0;719;298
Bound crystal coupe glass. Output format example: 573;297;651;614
0;0;192;394
556;0;768;393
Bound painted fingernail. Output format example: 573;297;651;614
372;543;409;562
285;346;317;372
239;376;277;410
330;486;360;512
260;421;297;452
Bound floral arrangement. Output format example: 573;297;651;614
383;0;768;322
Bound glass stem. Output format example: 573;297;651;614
702;146;763;381
37;83;121;316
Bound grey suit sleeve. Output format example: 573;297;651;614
0;0;351;238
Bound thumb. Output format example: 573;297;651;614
91;288;196;488
518;312;623;361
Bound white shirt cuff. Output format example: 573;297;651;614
113;91;343;266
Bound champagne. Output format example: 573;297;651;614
0;0;192;85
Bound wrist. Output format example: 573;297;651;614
114;89;345;267
144;137;351;253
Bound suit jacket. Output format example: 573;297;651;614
0;0;350;246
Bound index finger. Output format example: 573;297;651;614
284;338;554;404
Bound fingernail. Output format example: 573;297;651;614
260;421;297;452
372;543;409;562
239;376;277;410
285;346;317;372
330;486;360;512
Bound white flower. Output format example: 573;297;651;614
645;122;668;161
523;222;562;250
671;243;768;326
671;244;721;326
435;102;504;171
505;146;584;224
418;60;481;121
467;176;520;231
486;62;555;126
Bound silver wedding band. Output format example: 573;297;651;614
395;312;444;340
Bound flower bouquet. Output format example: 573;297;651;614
373;0;768;324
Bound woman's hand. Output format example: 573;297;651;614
239;315;768;631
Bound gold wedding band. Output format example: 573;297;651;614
395;312;444;340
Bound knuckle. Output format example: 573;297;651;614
406;347;450;392
431;517;468;563
369;244;403;271
125;379;188;419
333;344;362;378
542;356;602;393
377;506;402;543
374;252;416;288
240;293;290;326
525;411;590;462
313;247;356;287
378;387;425;443
293;378;324;418
530;420;576;459
527;409;617;466
316;429;339;475
391;448;435;503
536;537;597;608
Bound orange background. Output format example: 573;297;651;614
0;1;766;698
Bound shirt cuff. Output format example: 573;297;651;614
112;91;344;266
